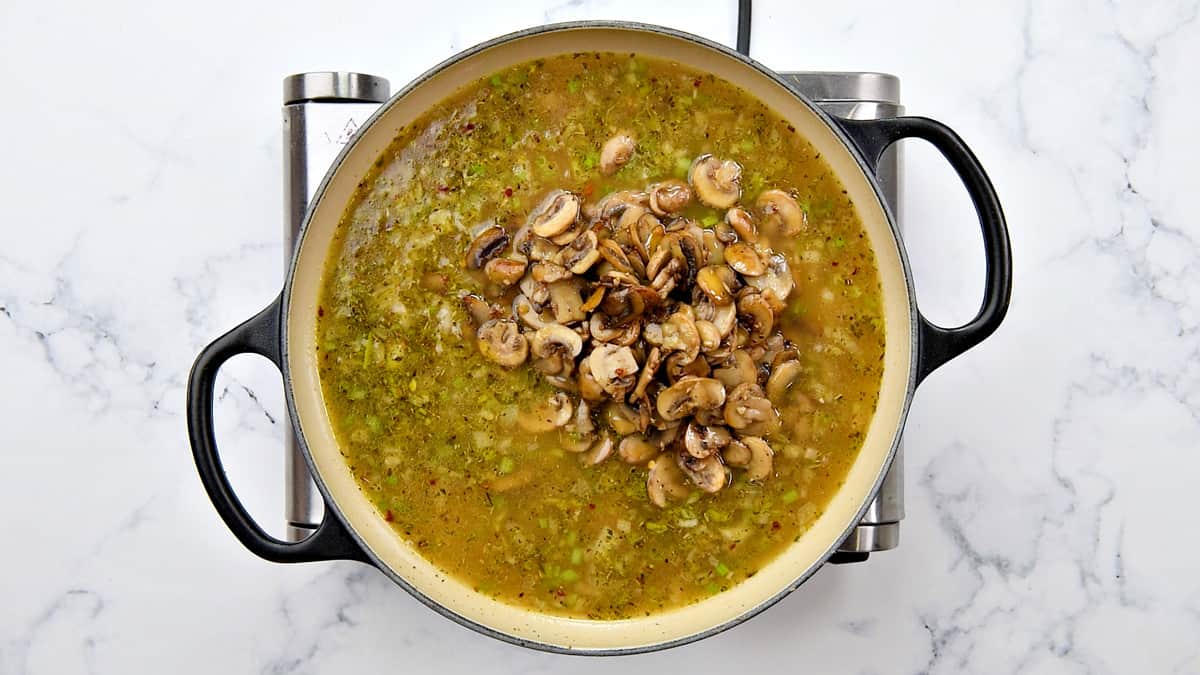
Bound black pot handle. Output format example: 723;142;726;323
835;116;1013;383
186;295;366;563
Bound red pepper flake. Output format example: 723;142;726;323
463;122;475;132
831;261;839;267
555;588;567;598
317;306;324;317
384;510;395;522
587;503;596;510
693;78;702;87
582;182;595;198
504;187;513;198
771;521;781;531
437;185;452;193
429;478;438;486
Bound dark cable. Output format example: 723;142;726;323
736;0;752;56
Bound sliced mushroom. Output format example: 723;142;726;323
519;274;550;305
723;438;752;467
724;242;766;277
656;377;727;421
484;257;526;287
599;133;635;176
476;319;527;368
696;319;722;353
512;294;551;330
688;155;742;209
664;350;711;384
588;344;639;398
577;359;608;402
531;261;574;284
529;324;584;375
713;350;757;389
559;230;601;274
598;239;634;274
617;435;658;464
737;291;775;344
579;435;614;466
724;382;780;436
517;391;573;432
648;180;693;216
696;265;733;306
529;190;580;237
604;401;641;435
643;311;701;364
526;235;562;262
766;359;804;403
683;422;732;459
465;226;510;270
548;279;587;324
739;436;774;481
744;253;795;310
463;294;498;327
757;189;805;236
647;452;691;507
725;206;758;243
632;346;663;400
589;313;642;346
676;451;730;493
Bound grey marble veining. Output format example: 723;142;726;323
1;0;1197;672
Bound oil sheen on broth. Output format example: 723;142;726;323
317;53;884;619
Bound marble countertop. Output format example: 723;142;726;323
3;0;1198;672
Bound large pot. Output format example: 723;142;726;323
187;22;1011;654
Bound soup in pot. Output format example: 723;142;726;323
316;52;884;619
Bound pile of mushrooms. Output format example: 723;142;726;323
462;145;808;507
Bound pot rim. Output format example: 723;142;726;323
279;20;918;655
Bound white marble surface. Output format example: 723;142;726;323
2;0;1198;672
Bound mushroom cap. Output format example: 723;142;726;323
648;180;693;216
683;422;732;459
529;323;584;360
599;133;635;176
559;230;601;274
737;291;775;345
529;189;581;237
676;451;730;493
724;242;766;277
588;344;639;398
723;382;780;435
688;155;742;209
465;226;510;269
725;206;758;243
647;452;691;507
740;436;774;482
756;189;805;236
476;319;528;368
744;253;795;309
656;377;727;421
618;435;659;464
713;350;758;389
766;359;804;403
483;257;527;287
580;435;615;466
723;438;753;467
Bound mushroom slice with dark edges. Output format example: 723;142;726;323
683;422;732;459
529;324;584;376
737;291;775;345
577;359;607;402
599;133;635;176
547;279;587;324
688;155;742;209
463;294;498;327
656;377;726;421
465;226;510;270
476;318;527;368
648;180;693;216
512;293;551;330
757;189;806;236
647;452;691;507
517;391;573;432
632;346;663;400
484;257;526;287
712;350;757;389
676;451;729;494
559;230;601;274
643;311;701;364
529;189;581;237
588;344;639;398
739;436;774;482
598;238;634;274
530;261;574;284
519;274;550;305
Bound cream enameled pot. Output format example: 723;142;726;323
187;22;1011;654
